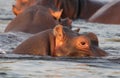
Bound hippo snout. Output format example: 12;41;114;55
67;47;107;57
67;35;107;57
90;46;107;57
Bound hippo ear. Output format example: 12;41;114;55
53;24;65;47
49;8;63;20
12;5;21;16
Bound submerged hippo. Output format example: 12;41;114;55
12;0;112;19
5;3;72;34
89;0;120;24
5;0;74;34
5;6;57;34
13;24;107;57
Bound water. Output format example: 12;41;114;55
0;0;120;78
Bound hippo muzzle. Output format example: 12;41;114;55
69;39;107;57
54;32;107;57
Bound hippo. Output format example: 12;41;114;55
55;0;113;19
5;6;57;34
5;2;73;34
13;24;107;57
12;0;112;19
5;0;113;34
5;0;76;34
12;0;58;16
89;0;120;24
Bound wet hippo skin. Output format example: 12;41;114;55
57;0;112;19
5;0;73;34
5;5;58;34
89;0;120;24
13;24;107;57
5;0;112;34
12;0;112;19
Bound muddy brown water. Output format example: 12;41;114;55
0;0;120;78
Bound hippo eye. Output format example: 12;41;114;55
80;42;86;45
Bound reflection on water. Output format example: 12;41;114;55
0;0;120;78
106;38;120;42
0;58;120;78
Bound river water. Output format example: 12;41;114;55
0;0;120;78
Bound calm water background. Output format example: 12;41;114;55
0;0;120;78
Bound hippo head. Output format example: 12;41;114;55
12;0;61;16
12;0;36;15
53;25;107;57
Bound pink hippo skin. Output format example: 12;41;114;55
89;0;120;24
13;25;107;57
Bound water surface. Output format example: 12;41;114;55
0;0;120;78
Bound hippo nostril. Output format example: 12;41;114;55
80;42;86;45
12;5;16;8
